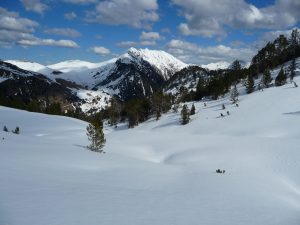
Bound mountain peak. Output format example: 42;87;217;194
123;48;188;80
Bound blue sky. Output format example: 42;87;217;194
0;0;299;65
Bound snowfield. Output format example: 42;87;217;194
1;76;300;225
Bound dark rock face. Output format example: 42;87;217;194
94;59;165;101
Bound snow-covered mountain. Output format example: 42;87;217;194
201;61;231;70
48;60;110;73
1;62;300;225
5;48;188;101
124;47;187;80
4;60;61;76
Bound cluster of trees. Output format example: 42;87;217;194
174;29;299;102
3;126;20;134
180;104;195;125
98;92;174;128
250;29;300;74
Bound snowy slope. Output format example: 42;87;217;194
48;60;110;73
76;89;111;114
125;47;187;80
1;62;300;225
201;61;230;70
5;60;59;76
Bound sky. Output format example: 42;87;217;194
0;0;300;65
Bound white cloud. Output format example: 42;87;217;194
64;12;77;20
63;0;97;4
140;31;161;40
18;39;79;48
117;31;161;48
0;7;79;49
86;0;159;29
116;41;138;48
91;46;111;55
44;28;81;38
20;0;48;15
172;0;300;38
140;40;156;46
166;39;255;65
0;7;38;33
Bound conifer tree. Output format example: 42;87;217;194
86;123;106;152
181;104;190;125
3;126;8;132
230;85;239;103
275;67;287;86
190;104;196;115
13;126;20;134
261;69;273;88
289;59;296;81
156;107;161;120
245;74;255;94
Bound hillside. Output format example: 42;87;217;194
1;68;300;225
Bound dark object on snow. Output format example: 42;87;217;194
3;126;8;132
216;169;222;173
227;111;230;115
236;103;239;107
204;103;207;107
12;126;20;134
293;81;298;88
216;169;226;174
222;104;225;110
220;113;224;117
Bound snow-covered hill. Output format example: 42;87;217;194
1;63;300;225
48;60;110;73
124;47;187;80
5;48;187;101
201;61;231;70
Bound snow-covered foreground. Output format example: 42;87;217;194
1;78;300;225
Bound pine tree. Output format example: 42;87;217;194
13;127;20;134
289;59;296;81
275;67;287;86
230;85;239;103
190;104;196;115
156;107;161;120
181;104;190;125
86;123;106;152
261;69;273;88
3;126;8;132
245;74;255;94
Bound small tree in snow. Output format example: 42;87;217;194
230;85;239;104
275;67;287;86
156;108;161;120
261;69;273;88
289;59;296;82
86;123;105;153
13;127;20;134
3;126;8;132
190;104;196;115
245;74;255;94
181;104;190;125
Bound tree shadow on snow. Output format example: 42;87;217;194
283;111;300;116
